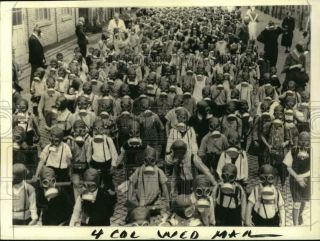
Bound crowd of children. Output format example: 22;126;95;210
12;6;310;227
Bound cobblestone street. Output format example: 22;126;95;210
16;7;310;227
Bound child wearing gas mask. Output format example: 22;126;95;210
237;100;253;149
181;81;197;116
71;96;96;136
13;163;38;225
165;107;198;163
125;207;151;226
189;175;216;226
38;77;61;129
250;101;272;167
36;166;73;225
55;67;69;94
50;96;72;139
56;52;68;69
30;67;46;117
69;168;115;226
246;164;285;227
168;140;216;195
164;94;190;136
13;98;40;147
294;90;310;132
80;82;99;114
67;120;91;197
188;100;213;147
221;101;243;138
167;194;202;226
138;96;165;158
116;96;137;147
283;131;310;226
213;163;247;226
87;119;118;193
217;131;248;187
236;77;254;113
127;147;170;211
210;74;229;116
198;117;229;174
35;125;73;181
261;105;288;186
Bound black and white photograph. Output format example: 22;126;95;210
1;0;320;239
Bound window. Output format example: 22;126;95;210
61;8;73;16
12;8;22;26
35;8;51;21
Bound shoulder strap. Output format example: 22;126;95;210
58;145;64;169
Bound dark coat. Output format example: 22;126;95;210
257;27;283;66
281;17;295;47
28;34;45;67
37;187;73;226
81;188;114;226
75;23;87;45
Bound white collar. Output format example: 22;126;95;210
13;181;26;195
32;32;41;42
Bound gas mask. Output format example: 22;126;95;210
99;111;110;119
169;85;176;92
221;173;236;194
261;112;271;122
81;182;98;202
131;221;149;226
210;130;221;138
195;187;212;213
297;148;309;160
128;137;142;147
42;178;59;199
143;158;156;175
93;134;104;143
79;109;88;117
226;114;237;122
217;84;224;91
47;88;55;96
261;186;275;204
57;76;64;82
91;78;98;85
74;136;85;146
259;174;274;187
176;122;187;133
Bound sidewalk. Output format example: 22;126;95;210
18;32;102;95
241;7;310;82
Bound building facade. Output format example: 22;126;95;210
12;8;79;65
12;7;120;65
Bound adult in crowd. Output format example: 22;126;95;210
107;12;127;36
282;43;308;92
28;25;46;88
257;20;283;67
281;11;295;53
75;17;88;58
246;6;258;41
